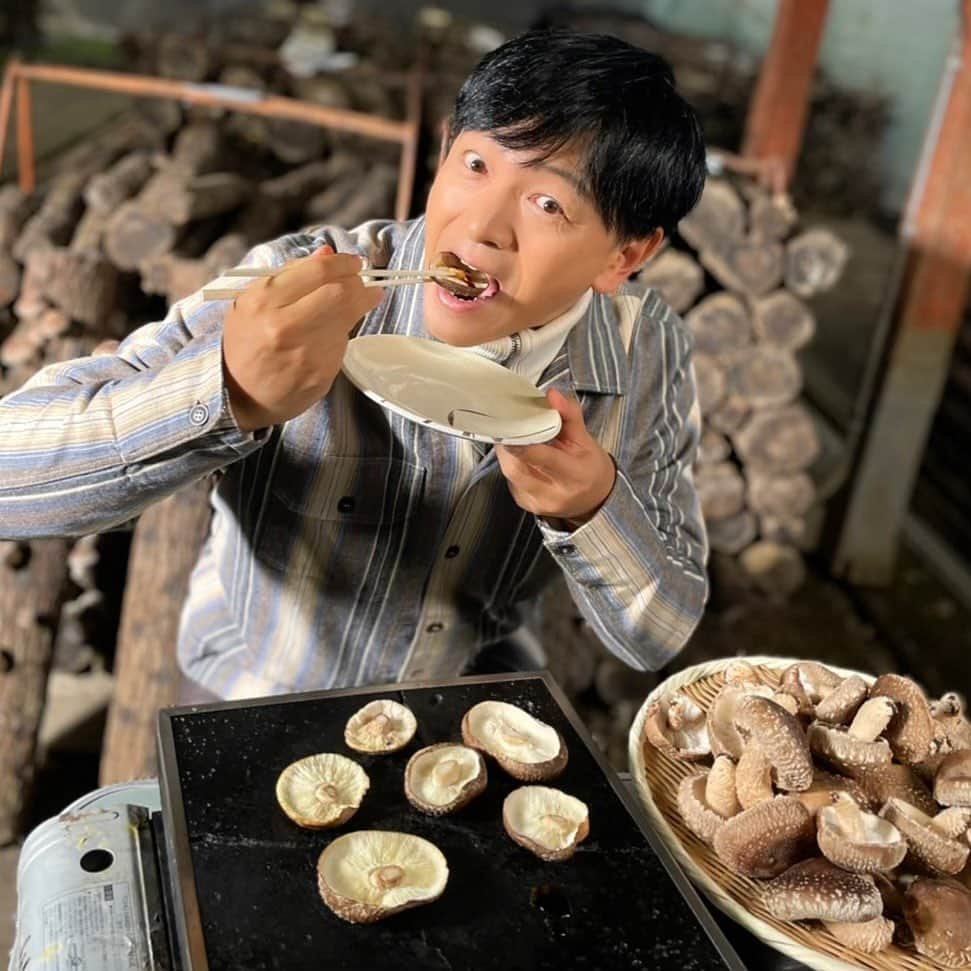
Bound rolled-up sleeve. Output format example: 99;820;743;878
539;309;709;671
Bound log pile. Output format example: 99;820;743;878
639;177;849;603
0;18;410;826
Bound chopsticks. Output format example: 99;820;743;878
200;264;466;301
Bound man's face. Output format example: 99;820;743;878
422;132;634;346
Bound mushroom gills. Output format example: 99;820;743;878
317;831;449;924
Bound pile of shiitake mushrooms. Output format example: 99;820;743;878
275;698;589;924
644;660;971;968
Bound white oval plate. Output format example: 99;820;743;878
341;335;562;445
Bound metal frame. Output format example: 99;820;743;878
0;58;422;221
157;671;747;971
833;0;971;585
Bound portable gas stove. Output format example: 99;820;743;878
10;673;754;971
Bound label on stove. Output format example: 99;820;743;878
41;881;146;970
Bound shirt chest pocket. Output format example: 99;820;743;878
257;454;426;580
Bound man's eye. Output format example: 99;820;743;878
536;195;563;216
463;152;486;173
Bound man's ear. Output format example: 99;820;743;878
591;229;665;294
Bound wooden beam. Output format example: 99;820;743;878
741;0;830;188
0;60;17;182
15;74;35;195
834;3;971;585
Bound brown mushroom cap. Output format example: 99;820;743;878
735;746;774;810
937;750;971;808
763;858;883;922
870;673;935;765
733;695;813;791
809;722;893;773
792;768;870;816
849;762;938;816
881;797;970;875
814;675;868;726
817;793;907;873
706;684;775;759
781;662;843;716
677;772;727;844
904;878;971;968
821;916;894;954
712;796;815;878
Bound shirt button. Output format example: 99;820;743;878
558;544;577;555
189;403;209;425
337;496;355;513
444;545;460;559
426;622;444;633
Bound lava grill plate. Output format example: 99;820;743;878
158;672;746;971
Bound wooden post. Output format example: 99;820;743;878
99;478;214;784
833;3;971;585
0;60;17;182
0;540;69;845
741;0;831;188
15;73;35;195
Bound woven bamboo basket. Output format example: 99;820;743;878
627;655;946;971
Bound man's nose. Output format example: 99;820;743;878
465;191;515;250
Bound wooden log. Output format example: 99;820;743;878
141;233;250;304
305;172;364;224
156;32;212;82
697;427;731;465
292;75;353;111
0;253;20;308
13;171;88;262
142;172;253;226
759;515;809;549
99;477;213;784
167;121;225;177
708;395;751;436
52;589;104;674
784;228;849;297
70;206;112;255
746;191;797;242
26;246;120;329
750;289;815;350
677;179;745;252
0;322;41;368
0;539;71;844
637;247;704;313
733;404;820;474
692;352;727;414
746;472;815;519
104;201;178;271
695;461;746;521
133;97;184;137
330;165;398;228
700;237;785;297
34;308;71;341
0;184;34;251
84;150;154;212
738;541;806;599
707;509;758;555
726;346;802;409
265;117;329;166
684;293;753;360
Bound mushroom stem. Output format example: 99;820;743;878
369;865;405;891
848;697;897;742
432;759;463;787
933;807;971;840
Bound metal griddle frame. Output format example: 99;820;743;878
157;671;749;971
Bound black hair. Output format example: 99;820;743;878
447;29;706;239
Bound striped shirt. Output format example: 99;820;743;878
0;217;709;699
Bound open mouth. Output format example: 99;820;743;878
432;251;500;303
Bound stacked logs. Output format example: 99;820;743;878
639;177;849;602
0;38;405;832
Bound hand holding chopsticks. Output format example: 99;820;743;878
202;262;475;302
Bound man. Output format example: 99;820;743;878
0;29;709;701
